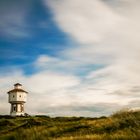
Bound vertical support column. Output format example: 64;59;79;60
16;104;17;112
10;104;13;114
16;103;21;112
17;104;20;112
21;103;24;112
10;104;15;116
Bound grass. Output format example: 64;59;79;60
0;110;140;140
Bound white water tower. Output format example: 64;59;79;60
7;83;28;116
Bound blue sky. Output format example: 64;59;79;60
0;0;71;75
0;0;140;116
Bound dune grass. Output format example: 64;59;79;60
0;110;140;140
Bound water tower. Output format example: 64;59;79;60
7;83;28;116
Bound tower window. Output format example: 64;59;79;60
19;95;21;97
13;107;16;111
13;95;15;98
13;104;16;112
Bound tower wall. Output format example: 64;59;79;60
8;92;27;103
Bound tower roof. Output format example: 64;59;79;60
7;83;28;94
7;89;28;94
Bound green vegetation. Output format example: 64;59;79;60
0;110;140;140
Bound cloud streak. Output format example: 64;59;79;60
46;0;140;94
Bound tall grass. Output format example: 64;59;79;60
0;110;140;140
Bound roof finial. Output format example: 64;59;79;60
14;83;22;89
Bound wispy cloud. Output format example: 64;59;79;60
45;0;140;93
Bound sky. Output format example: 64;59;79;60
0;0;140;117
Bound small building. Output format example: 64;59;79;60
7;83;28;116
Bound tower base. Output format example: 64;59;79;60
10;103;25;116
10;112;25;116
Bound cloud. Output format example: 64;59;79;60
43;0;140;112
45;0;140;92
47;0;123;44
35;102;122;117
127;100;140;109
